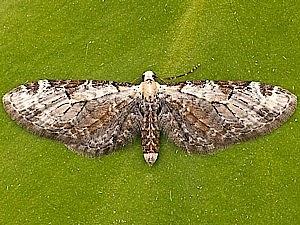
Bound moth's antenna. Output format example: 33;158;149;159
131;76;142;85
165;64;201;80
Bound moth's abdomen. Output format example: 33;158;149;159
140;101;160;165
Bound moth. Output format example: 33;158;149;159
3;68;297;165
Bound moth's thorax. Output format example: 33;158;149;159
139;80;160;102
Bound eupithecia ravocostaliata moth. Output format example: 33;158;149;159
3;69;297;165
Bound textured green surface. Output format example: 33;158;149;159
0;0;299;224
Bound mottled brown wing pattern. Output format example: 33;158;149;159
159;80;297;153
3;80;142;156
3;73;297;165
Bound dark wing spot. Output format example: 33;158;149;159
25;82;39;94
65;80;86;88
260;84;274;96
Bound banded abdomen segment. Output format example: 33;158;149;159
140;101;160;165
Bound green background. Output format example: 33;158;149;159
0;0;299;224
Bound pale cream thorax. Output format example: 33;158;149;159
139;71;160;101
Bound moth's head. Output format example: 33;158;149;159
142;71;157;82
